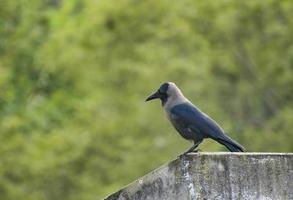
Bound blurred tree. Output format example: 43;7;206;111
0;0;292;199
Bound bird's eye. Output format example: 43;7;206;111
159;89;165;94
158;89;167;97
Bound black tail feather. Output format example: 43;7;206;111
218;139;245;152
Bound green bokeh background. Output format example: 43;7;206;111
0;0;292;199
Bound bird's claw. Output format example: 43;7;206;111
178;154;185;158
178;149;201;158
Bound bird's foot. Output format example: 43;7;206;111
178;149;200;158
178;149;201;157
192;149;201;153
178;153;187;158
178;151;189;158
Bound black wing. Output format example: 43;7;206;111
170;103;244;151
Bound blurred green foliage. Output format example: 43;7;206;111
0;0;292;199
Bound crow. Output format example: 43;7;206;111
146;82;244;155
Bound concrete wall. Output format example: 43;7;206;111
104;153;293;200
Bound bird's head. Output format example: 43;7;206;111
145;82;184;106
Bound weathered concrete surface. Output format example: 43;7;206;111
104;153;293;200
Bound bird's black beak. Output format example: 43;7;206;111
145;91;159;102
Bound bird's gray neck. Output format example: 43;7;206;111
163;95;189;111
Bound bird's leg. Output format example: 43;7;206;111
183;143;199;155
180;140;202;157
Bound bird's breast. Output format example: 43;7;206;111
164;109;172;121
